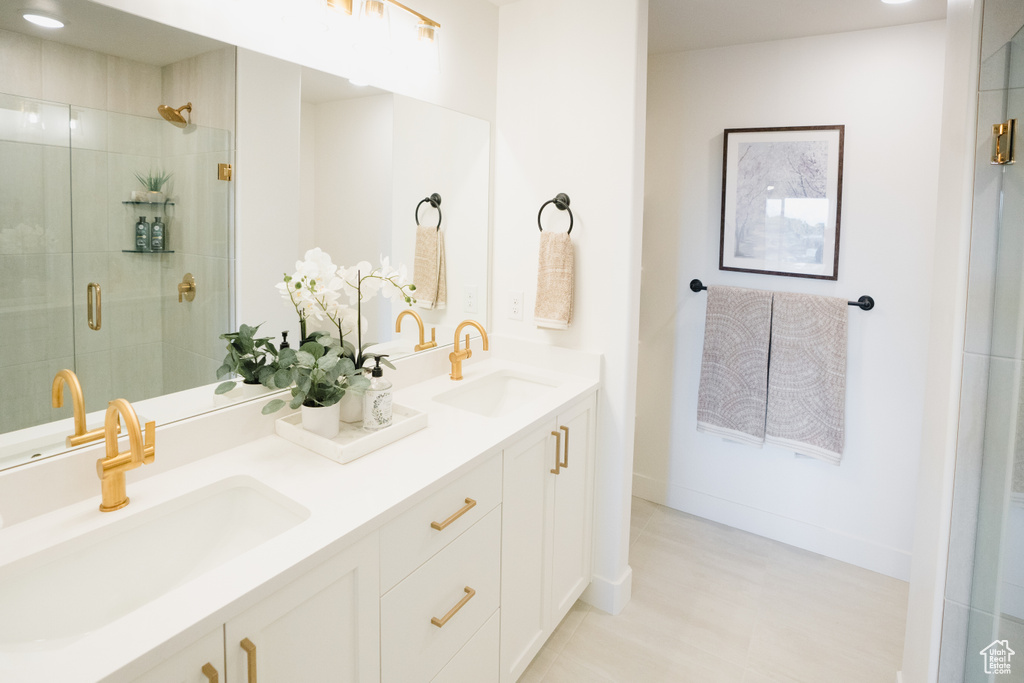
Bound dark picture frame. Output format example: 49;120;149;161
720;125;845;280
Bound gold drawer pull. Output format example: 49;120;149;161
431;497;477;530
240;638;257;683
550;430;561;475
560;425;570;468
431;586;476;628
201;662;219;683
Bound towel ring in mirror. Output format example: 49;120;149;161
537;193;573;234
415;193;442;230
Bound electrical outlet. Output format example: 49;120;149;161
464;285;478;314
509;290;524;320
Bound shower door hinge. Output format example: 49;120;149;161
992;119;1016;165
218;163;233;181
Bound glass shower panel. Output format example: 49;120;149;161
0;94;74;435
69;111;233;411
964;21;1024;683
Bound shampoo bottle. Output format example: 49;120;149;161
363;355;392;431
135;216;150;251
150;216;165;251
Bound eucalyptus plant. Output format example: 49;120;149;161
261;333;370;415
215;323;278;394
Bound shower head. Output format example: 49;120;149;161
157;102;192;128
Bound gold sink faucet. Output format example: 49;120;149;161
449;320;489;381
97;399;155;512
52;369;114;447
396;309;437;351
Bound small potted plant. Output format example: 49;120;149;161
261;333;370;438
133;170;172;203
215;323;277;398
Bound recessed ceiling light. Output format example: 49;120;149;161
22;12;65;29
880;0;912;4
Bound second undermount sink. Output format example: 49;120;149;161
0;476;308;651
433;370;559;418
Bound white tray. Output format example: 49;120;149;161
275;404;428;465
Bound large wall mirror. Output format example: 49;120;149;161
0;0;491;472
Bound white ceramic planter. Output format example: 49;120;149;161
301;402;341;439
337;388;363;424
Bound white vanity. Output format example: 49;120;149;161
0;338;599;683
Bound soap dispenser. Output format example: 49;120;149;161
363;355;392;431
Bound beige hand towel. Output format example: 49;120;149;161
413;225;446;310
765;292;848;464
534;231;574;329
696;286;773;446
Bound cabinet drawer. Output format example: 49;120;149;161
381;506;501;683
380;453;501;591
432;609;499;683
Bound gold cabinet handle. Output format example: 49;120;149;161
240;638;257;683
431;497;477;530
87;282;101;330
201;662;219;683
550;430;561;475
560;425;570;469
431;586;476;628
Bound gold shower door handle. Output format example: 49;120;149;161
87;282;101;330
240;638;257;683
560;425;570;469
550;430;562;474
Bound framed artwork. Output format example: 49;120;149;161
720;125;845;280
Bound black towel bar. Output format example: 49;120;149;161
689;279;875;311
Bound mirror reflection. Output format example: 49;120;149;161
0;2;491;472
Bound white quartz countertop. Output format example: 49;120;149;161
0;350;599;682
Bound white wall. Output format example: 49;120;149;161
635;22;947;581
901;0;983;679
492;0;649;613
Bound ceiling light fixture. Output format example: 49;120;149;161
880;0;913;4
22;11;65;29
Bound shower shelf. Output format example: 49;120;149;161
122;201;175;207
121;250;175;254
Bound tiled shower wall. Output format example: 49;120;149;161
0;28;234;433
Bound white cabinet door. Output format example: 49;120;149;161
499;420;556;683
131;627;224;683
499;393;597;683
550;395;595;621
224;533;380;683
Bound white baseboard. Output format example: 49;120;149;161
581;565;632;615
632;473;912;581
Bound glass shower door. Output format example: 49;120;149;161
962;20;1024;683
0;94;74;438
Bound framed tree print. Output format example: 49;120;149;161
720;125;845;280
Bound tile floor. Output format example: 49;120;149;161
519;497;909;683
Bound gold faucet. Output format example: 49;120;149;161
52;369;114;447
396;309;437;351
449;320;489;381
97;399;155;512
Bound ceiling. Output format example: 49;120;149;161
648;0;945;54
0;0;226;66
486;0;947;54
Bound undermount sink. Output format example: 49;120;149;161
0;476;308;651
433;370;558;418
